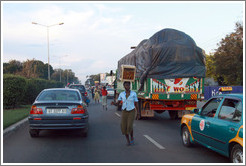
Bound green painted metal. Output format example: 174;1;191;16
116;77;204;101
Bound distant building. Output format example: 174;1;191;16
106;76;116;86
85;78;95;87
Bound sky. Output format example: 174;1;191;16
1;1;244;84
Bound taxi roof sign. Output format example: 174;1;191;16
219;87;233;92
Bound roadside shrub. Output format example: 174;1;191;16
23;78;64;104
4;74;65;107
3;74;27;109
23;78;43;104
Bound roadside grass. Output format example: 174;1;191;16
3;105;31;129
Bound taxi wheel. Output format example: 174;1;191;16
230;144;243;163
181;126;192;147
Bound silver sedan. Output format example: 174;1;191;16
28;88;89;137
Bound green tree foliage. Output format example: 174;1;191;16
3;59;78;84
51;69;62;82
3;60;23;74
21;59;54;79
51;69;79;85
209;22;243;86
89;74;100;82
206;54;215;78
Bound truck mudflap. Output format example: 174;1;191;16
140;100;155;117
141;110;155;117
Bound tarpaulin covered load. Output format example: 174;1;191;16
117;28;206;84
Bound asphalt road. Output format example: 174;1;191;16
3;99;229;163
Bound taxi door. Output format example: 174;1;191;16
191;97;223;147
204;98;242;154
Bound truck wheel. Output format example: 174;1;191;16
230;144;243;163
181;126;192;147
168;110;178;120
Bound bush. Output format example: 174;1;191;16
3;74;27;109
23;78;64;104
4;74;65;107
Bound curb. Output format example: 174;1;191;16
3;117;28;137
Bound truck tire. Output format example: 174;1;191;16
230;144;243;163
168;110;178;120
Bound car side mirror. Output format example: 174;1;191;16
193;108;200;114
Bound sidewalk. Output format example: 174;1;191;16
3;117;28;137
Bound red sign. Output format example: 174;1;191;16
199;120;205;131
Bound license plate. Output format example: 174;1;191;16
46;109;67;114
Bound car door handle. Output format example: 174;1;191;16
206;121;210;127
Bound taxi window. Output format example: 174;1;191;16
218;99;242;122
201;98;222;117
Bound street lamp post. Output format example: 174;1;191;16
52;54;68;82
32;22;64;80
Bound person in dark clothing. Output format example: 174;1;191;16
91;87;94;99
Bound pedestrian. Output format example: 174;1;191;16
94;87;100;103
112;81;138;146
91;87;95;99
101;86;108;110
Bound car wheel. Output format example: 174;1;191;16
29;129;39;137
182;126;192;147
230;144;243;163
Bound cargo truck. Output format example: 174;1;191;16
114;28;206;119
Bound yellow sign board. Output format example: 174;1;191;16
219;87;232;91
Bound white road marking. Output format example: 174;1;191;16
115;113;121;117
143;135;165;149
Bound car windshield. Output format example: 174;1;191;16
37;90;80;101
69;85;86;92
